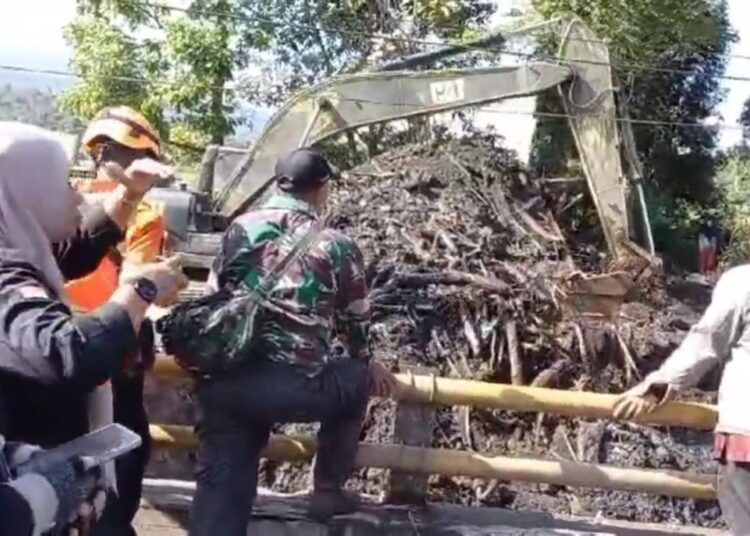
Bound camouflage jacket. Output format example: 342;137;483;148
211;193;371;373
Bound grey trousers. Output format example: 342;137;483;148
189;358;370;536
719;461;750;535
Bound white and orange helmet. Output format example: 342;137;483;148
81;105;161;159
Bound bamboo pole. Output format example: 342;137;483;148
151;358;718;429
397;374;717;430
150;424;315;462
149;424;716;500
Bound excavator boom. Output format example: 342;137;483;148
215;62;573;217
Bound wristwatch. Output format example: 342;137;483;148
132;277;158;304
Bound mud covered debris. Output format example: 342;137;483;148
146;134;721;528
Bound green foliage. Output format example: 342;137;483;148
238;0;493;105
60;18;151;119
531;1;733;199
739;96;750;141
162;15;233;143
533;0;728;63
0;85;84;132
530;0;735;266
646;191;707;270
63;0;493;165
167;123;210;166
645;146;750;271
59;16;169;142
715;147;750;266
62;0;263;150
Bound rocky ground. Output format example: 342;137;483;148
145;134;724;528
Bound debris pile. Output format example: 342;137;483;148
146;134;721;527
326;135;700;394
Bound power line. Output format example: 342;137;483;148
333;94;744;132
0;64;149;84
121;0;750;84
5;1;747;134
507;23;750;64
8;36;750;95
127;0;750;69
0;63;253;92
2;63;745;133
492;49;750;84
6;1;747;96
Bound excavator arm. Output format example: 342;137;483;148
215;62;573;216
557;18;642;260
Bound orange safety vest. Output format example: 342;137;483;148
66;177;166;312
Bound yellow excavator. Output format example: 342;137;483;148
120;16;657;311
231;22;646;245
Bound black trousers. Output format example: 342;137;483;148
719;461;750;535
189;358;370;536
92;373;151;536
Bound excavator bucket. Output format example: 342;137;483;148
557;271;633;321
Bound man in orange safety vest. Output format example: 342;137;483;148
66;106;167;536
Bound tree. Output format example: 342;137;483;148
241;0;495;161
61;0;493;157
60;18;162;130
530;0;734;205
739;95;750;141
526;1;734;268
239;0;494;106
715;146;750;265
0;85;84;132
62;1;269;147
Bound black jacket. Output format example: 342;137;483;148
0;479;37;536
0;469;58;536
0;206;138;447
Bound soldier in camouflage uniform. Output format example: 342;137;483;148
189;147;395;536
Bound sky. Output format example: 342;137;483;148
0;0;74;71
1;0;750;147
